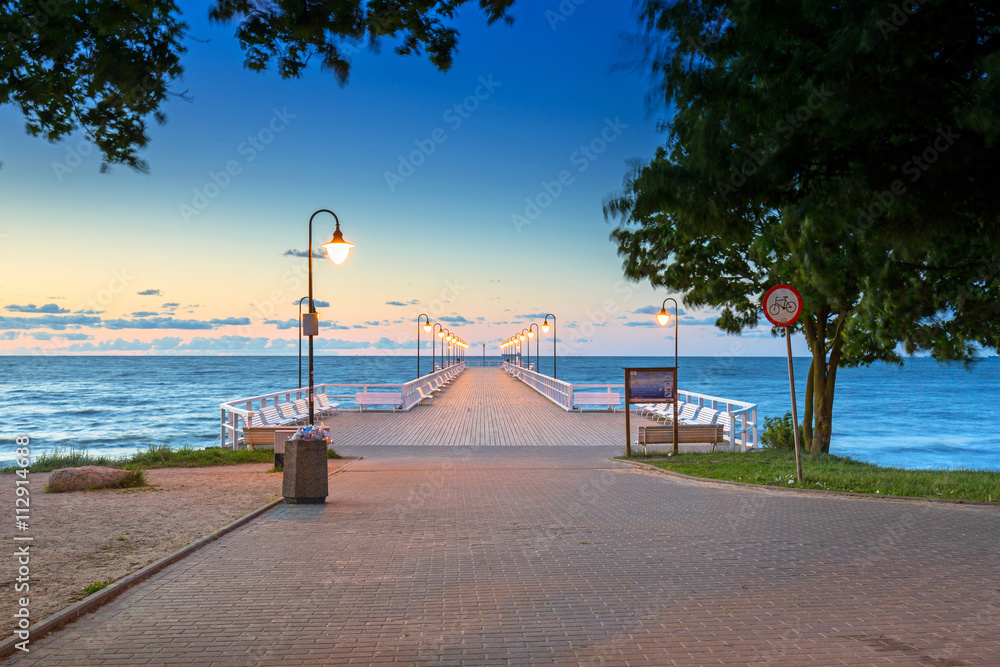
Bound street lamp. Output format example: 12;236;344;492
439;328;448;369
528;323;539;371
297;296;309;389
305;209;353;425
431;322;444;373
541;313;557;379
519;329;528;367
655;297;679;371
417;314;431;378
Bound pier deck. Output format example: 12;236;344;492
323;366;662;448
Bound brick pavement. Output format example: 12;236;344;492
9;446;999;665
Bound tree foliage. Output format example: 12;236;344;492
0;0;514;169
210;0;514;83
0;0;187;171
608;0;1000;452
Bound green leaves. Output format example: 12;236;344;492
609;0;1000;451
1;0;187;171
209;0;515;84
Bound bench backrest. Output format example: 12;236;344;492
259;405;284;425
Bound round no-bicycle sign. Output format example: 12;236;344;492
763;284;803;327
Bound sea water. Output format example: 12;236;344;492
0;355;997;470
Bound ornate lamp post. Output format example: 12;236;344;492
519;329;528;367
528;323;539;371
541;313;557;379
438;327;448;370
305;209;353;425
297;296;309;389
431;323;443;371
417;314;431;378
655;298;679;371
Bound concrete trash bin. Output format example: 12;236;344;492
282;439;329;504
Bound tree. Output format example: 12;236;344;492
1;0;513;169
607;0;1000;452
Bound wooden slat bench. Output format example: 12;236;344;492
242;426;298;450
356;391;404;412
637;424;726;451
573;392;622;412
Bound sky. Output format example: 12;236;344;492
0;1;808;357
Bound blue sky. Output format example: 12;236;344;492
0;1;807;357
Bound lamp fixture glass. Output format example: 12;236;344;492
527;330;534;339
321;221;354;265
656;308;671;327
423;322;432;333
541;319;550;333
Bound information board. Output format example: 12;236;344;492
626;368;675;402
624;367;678;457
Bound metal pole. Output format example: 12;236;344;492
307;212;317;425
298;296;308;389
787;328;804;483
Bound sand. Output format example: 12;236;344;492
0;461;348;637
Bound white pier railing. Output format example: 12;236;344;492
504;363;574;409
219;362;466;449
503;361;759;451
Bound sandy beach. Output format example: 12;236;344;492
0;461;349;637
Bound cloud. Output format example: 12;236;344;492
101;316;251;330
290;299;329;308
283;249;326;259
131;311;159;317
162;302;180;308
137;289;161;296
440;315;471;324
385;299;419;307
623;321;657;327
6;303;69;314
314;338;371;350
517;313;549;320
265;318;299;330
67;338;155;352
0;332;20;340
0;314;102;330
633;305;687;316
373;337;417;350
75;310;103;314
363;320;383;326
352;324;365;329
477;316;486;321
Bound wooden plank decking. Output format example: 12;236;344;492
322;366;660;447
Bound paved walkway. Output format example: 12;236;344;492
324;367;661;447
12;446;999;665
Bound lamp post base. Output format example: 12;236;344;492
282;439;329;504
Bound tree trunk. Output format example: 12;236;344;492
803;355;815;450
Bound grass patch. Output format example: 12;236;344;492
621;449;1000;502
82;580;114;596
327;448;342;459
3;443;275;474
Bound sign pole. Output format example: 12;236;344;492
764;283;805;484
786;328;803;483
624;370;632;457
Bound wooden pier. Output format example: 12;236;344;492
321;366;659;447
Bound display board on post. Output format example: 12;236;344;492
624;367;677;457
763;284;804;483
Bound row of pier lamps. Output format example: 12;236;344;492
300;207;681;416
416;315;469;376
500;299;679;379
500;314;557;376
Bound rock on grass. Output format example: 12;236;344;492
47;466;133;492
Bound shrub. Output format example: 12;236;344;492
761;412;803;450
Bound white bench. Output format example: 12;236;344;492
573;392;622;412
356;391;404;412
